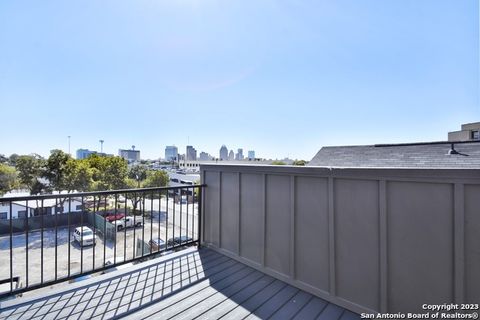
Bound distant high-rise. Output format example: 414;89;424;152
119;146;140;163
219;145;228;160
199;152;212;161
228;150;234;161
186;145;197;161
76;149;96;160
165;146;178;162
235;148;244;160
248;150;255;160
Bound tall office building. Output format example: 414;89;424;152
119;146;140;163
199;152;212;161
76;149;96;160
235;148;244;160
228;150;234;161
186;145;197;161
165;146;178;162
219;145;228;160
248;150;255;160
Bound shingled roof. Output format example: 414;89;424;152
308;141;480;168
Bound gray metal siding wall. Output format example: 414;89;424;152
200;165;480;314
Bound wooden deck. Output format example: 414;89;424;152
0;248;360;320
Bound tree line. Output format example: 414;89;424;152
0;150;169;196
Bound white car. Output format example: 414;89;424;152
74;227;96;247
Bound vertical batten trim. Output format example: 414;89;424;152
328;177;336;296
379;180;388;312
454;183;465;304
290;175;296;279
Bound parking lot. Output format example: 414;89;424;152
0;201;198;290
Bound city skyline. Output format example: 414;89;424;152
0;1;478;160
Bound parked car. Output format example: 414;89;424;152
73;227;96;247
105;213;125;222
112;216;143;231
149;238;166;251
167;236;194;247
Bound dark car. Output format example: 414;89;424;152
149;238;166;251
167;236;194;247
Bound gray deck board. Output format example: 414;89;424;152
292;297;328;320
243;285;300;320
219;280;287;320
268;290;313;320
0;248;359;320
316;303;345;320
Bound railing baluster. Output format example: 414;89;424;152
166;191;169;249
142;194;145;257
186;187;189;244
103;195;107;268
68;197;71;278
158;191;161;252
80;196;84;274
41;199;44;285
172;191;175;249
9;201;13;293
92;195;96;271
25;199;29;288
180;189;183;245
124;193;127;262
133;193;136;260
114;193;117;265
55;197;58;281
150;191;153;255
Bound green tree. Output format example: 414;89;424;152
86;155;128;190
128;164;148;188
68;159;93;192
271;160;286;165
143;170;169;188
0;154;8;164
15;154;46;195
292;160;307;166
8;154;19;167
0;164;19;195
43;149;72;193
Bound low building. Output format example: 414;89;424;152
448;122;480;141
0;197;83;220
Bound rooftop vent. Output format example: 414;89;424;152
448;143;459;155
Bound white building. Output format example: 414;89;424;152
248;150;255;160
0;197;83;220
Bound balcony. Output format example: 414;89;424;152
1;164;479;319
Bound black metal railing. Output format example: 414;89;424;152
0;185;205;299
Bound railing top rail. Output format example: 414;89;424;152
0;184;206;202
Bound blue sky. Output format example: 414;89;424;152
0;0;478;160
